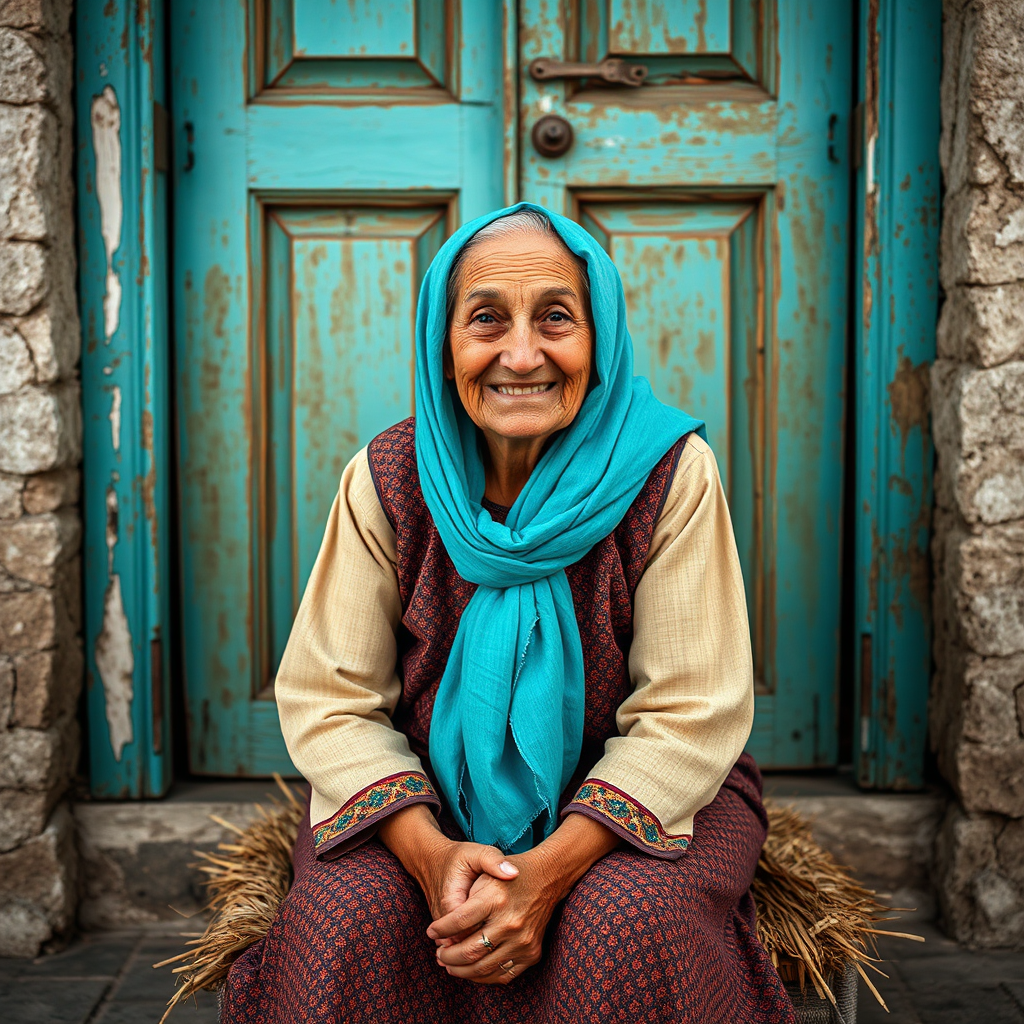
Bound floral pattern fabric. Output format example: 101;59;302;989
312;771;439;855
565;779;692;857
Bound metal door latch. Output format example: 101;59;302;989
529;57;648;87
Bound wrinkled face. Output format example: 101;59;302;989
445;230;594;446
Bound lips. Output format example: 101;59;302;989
490;383;555;396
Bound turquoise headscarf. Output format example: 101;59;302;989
417;203;704;853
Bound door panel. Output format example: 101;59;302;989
521;0;852;767
172;2;503;774
260;204;449;695
578;199;765;686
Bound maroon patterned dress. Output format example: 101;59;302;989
222;420;795;1024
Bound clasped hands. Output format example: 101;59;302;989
378;805;619;986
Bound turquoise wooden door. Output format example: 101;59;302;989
171;2;508;774
174;1;851;775
520;1;852;768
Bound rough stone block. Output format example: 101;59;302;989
0;716;76;790
15;300;81;384
0;381;81;474
21;467;76;513
0;473;22;517
942;1;1024;194
936;801;1024;947
0;787;53;852
960;652;1024;745
950;523;1024;657
12;638;82;727
997;817;1024;889
0;901;50;957
931;360;1024;524
0;508;80;586
0;587;57;650
0;0;70;31
938;284;1024;367
941;185;1024;289
0;102;57;242
963;1;1024;189
0;320;35;393
0;802;76;956
955;739;1024;818
0;27;46;104
0;239;47;315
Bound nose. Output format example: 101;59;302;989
499;316;545;375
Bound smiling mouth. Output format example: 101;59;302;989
489;383;556;396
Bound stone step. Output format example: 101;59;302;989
73;776;945;930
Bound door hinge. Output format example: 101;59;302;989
153;101;169;173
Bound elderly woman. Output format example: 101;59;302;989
222;205;795;1023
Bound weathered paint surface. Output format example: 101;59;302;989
78;0;173;796
521;0;852;768
854;0;940;789
89;86;122;343
172;1;504;774
94;485;133;761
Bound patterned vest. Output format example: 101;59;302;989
367;419;686;781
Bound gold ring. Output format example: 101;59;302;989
480;933;495;950
500;959;517;978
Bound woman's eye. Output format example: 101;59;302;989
546;311;570;323
473;313;496;324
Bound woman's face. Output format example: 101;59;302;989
445;230;593;446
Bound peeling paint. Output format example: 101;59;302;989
109;384;122;451
887;354;930;460
95;484;134;761
90;86;123;343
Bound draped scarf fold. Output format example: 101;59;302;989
417;203;704;852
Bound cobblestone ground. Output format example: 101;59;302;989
0;921;1021;1023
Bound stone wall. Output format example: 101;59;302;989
932;0;1024;947
0;0;81;956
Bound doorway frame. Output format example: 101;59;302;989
75;0;940;796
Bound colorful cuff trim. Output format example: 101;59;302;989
567;779;691;855
312;772;439;851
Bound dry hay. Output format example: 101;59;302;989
153;776;304;1023
754;802;924;1010
155;785;921;1019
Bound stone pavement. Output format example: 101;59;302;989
0;920;1021;1023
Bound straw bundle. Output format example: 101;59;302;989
155;786;919;1019
154;776;304;1023
754;802;923;1010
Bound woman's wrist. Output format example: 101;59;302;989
377;803;451;886
520;812;620;902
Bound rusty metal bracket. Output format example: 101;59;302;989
529;57;647;87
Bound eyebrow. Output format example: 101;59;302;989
462;286;579;304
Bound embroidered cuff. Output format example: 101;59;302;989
563;779;691;860
312;771;440;857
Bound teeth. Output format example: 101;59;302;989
496;384;550;396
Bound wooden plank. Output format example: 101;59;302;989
854;0;940;789
76;0;173;796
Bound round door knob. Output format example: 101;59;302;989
532;115;574;158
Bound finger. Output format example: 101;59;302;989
474;847;518;881
442;957;529;985
427;891;504;940
436;930;498;967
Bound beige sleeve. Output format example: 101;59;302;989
563;434;754;857
275;447;439;858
